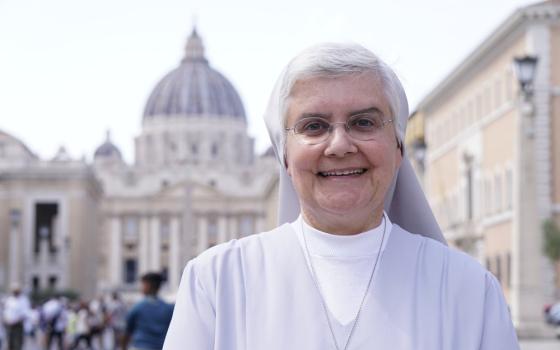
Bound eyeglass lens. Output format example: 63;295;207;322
292;113;387;144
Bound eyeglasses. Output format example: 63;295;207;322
285;113;394;145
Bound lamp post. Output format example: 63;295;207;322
514;56;539;137
511;54;542;337
514;56;538;96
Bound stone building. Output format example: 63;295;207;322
0;140;102;298
0;29;279;299
415;0;560;337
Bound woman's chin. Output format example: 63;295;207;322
316;193;366;213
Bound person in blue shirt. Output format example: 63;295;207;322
123;272;174;350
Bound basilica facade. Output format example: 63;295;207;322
0;29;279;299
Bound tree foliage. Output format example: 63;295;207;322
543;219;560;262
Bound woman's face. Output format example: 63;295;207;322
285;72;402;234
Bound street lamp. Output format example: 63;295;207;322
511;53;542;335
513;55;538;96
513;55;538;136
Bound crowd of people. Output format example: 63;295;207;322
0;272;173;350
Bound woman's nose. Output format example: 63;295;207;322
324;125;358;157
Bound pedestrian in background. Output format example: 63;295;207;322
106;292;127;349
42;295;68;350
70;302;92;350
88;298;105;350
2;285;30;350
123;273;173;350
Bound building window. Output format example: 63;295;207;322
124;217;139;240
495;78;502;108
476;94;483;121
32;276;40;292
48;275;57;290
506;71;514;102
452;112;459;137
495;174;503;213
161;266;168;283
495;255;502;283
485;179;493;216
34;203;59;255
211;143;219;158
161;218;170;242
124;259;137;284
505;168;513;210
465;163;474;221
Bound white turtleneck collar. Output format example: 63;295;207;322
291;212;393;325
293;212;392;257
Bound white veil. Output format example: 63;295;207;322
263;43;446;244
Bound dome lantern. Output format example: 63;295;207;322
182;28;207;63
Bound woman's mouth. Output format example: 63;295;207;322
317;168;367;177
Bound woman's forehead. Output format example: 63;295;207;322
286;72;390;120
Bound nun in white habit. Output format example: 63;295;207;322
163;43;519;350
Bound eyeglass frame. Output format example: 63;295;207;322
284;114;395;146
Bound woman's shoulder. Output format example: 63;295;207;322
392;225;492;287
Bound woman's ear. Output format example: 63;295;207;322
395;138;403;171
284;153;291;176
283;141;291;176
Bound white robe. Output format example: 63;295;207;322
163;224;519;350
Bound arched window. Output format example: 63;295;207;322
211;143;219;158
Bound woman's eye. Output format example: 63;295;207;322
297;119;328;134
305;122;324;130
351;116;378;129
356;118;374;127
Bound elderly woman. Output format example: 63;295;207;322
163;43;519;349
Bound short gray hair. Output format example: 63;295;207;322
278;42;407;146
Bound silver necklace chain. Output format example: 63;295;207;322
301;216;386;350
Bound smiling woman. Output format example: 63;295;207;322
284;72;401;235
163;43;520;350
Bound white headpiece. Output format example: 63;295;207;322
264;43;446;244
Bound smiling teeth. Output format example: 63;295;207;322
320;169;366;177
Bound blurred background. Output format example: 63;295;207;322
1;0;559;348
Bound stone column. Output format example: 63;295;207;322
218;216;228;243
511;93;546;337
8;209;21;286
227;216;237;240
196;216;208;255
109;216;122;285
150;216;161;271
169;217;181;290
139;216;150;274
